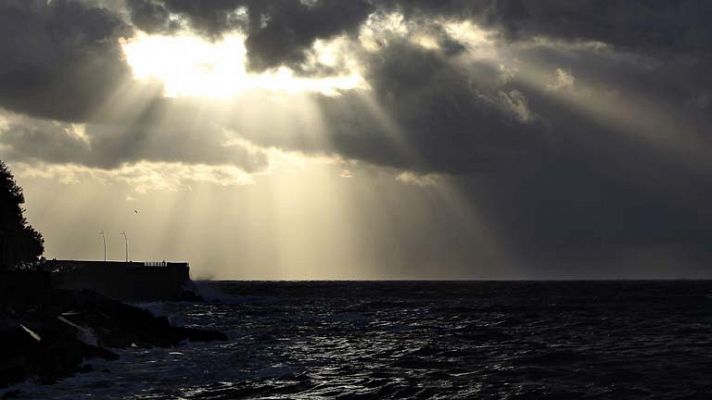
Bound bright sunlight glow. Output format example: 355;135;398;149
121;33;366;98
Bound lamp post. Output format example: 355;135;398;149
98;230;107;262
121;232;129;263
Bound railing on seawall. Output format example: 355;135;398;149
142;261;190;269
143;261;167;267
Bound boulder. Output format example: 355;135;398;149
1;273;226;388
0;318;117;387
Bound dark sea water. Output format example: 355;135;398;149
6;281;712;399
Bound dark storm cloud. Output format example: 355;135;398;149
126;0;181;34
379;0;712;54
244;0;372;72
126;0;373;72
318;42;549;174
126;0;247;36
477;0;712;54
126;0;712;61
0;0;132;122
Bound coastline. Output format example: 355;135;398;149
0;271;227;390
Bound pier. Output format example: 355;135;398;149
43;259;199;302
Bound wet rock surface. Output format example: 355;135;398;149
0;272;226;388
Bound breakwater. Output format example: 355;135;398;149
45;260;199;302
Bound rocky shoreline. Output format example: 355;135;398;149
0;272;227;389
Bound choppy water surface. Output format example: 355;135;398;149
8;281;712;399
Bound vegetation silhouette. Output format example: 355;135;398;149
0;160;44;270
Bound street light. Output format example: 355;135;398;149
121;232;129;263
98;230;107;262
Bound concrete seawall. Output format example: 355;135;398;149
45;260;200;302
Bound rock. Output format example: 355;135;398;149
0;321;37;387
50;290;225;348
0;317;117;387
1;273;227;388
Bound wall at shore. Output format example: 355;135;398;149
47;261;198;302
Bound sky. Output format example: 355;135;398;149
1;0;711;279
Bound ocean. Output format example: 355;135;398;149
6;281;712;399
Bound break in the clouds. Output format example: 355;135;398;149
126;0;375;72
1;0;711;278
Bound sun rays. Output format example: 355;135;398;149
9;4;708;281
121;33;366;98
0;16;638;278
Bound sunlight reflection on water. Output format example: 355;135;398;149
6;281;712;399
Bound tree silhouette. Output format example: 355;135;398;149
0;161;44;270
